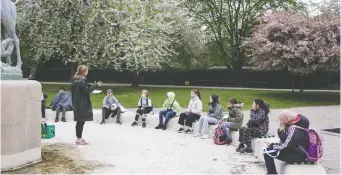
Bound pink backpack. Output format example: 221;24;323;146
292;125;324;163
213;124;228;145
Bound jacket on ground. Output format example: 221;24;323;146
162;92;181;113
70;77;96;122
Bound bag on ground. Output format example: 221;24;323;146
213;123;228;145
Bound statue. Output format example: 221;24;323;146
1;0;23;79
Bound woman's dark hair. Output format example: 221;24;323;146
210;94;220;105
59;87;66;91
228;98;238;104
254;99;270;116
192;89;201;100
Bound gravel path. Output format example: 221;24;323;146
42;122;266;174
42;105;340;174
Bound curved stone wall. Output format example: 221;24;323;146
1;80;42;171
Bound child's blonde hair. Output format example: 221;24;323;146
141;89;148;97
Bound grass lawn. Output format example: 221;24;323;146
42;84;340;111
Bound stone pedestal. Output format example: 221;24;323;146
0;63;23;80
1;80;42;171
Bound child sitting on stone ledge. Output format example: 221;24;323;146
131;90;153;128
100;89;122;125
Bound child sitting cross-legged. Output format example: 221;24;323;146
131;90;153;128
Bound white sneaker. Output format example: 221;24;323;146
194;133;201;137
200;134;209;139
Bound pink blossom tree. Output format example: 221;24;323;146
243;11;340;97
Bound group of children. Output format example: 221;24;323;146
41;85;315;174
99;88;269;153
117;88;315;175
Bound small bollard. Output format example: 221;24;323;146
185;81;189;86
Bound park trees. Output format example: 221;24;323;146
17;0;191;84
181;0;305;70
243;11;340;97
309;0;340;16
17;0;91;79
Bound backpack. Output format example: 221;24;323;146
213;123;228;145
292;125;324;163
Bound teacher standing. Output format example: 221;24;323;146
70;65;102;145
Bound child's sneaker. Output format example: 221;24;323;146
76;139;88;145
55;117;59;122
142;122;146;128
194;133;201;137
155;124;163;129
131;121;138;127
184;129;192;134
236;144;245;152
200;134;209;139
61;117;66;122
177;128;184;133
239;146;253;154
116;120;122;125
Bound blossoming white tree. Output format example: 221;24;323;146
17;0;198;83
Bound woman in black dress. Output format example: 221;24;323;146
70;65;102;145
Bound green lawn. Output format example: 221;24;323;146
42;84;340;111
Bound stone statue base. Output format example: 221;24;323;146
1;62;23;80
1;80;42;171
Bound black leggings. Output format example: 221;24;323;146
135;108;153;121
178;113;201;127
76;121;85;139
41;105;46;118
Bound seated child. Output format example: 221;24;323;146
50;87;73;122
220;98;244;144
194;94;223;139
155;92;181;130
236;99;270;153
263;110;310;174
41;92;48;120
177;89;202;133
100;89;122;125
131;90;153;128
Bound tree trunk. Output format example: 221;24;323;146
28;66;37;80
299;75;305;99
70;63;77;79
292;73;295;93
131;71;140;87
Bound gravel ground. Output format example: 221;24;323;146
42;105;340;174
42;122;266;174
